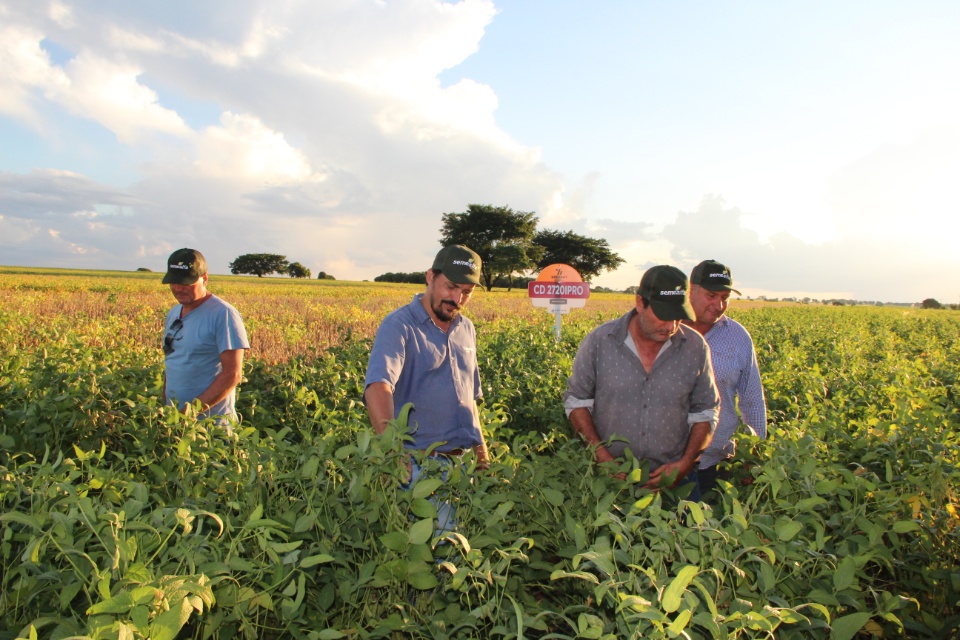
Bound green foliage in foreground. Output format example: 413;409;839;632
1;304;959;639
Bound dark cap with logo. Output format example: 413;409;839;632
433;245;482;285
638;265;695;321
690;259;741;295
162;248;207;285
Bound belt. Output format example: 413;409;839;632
429;448;465;458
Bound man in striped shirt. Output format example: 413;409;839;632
684;260;767;499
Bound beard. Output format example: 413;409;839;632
433;299;461;322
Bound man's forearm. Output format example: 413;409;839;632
470;401;490;466
568;407;616;464
194;370;241;412
364;382;395;434
192;350;243;413
681;421;713;467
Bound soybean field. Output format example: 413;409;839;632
1;267;958;639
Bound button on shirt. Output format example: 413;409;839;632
564;310;720;470
364;294;483;451
698;315;767;469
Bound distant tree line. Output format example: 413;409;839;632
229;254;334;280
374;272;427;284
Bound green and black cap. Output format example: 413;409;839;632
433;245;482;285
690;259;741;295
638;265;695;321
162;248;207;285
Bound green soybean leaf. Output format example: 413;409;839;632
833;556;857;591
892;520;920;533
380;531;408;552
301;554;335;568
411;478;443;499
814;479;841;494
667;608;693;636
294;514;315;533
300;456;320;479
795;496;827;512
684;501;706;525
149;597;193;640
410;498;437;519
550;569;599;584
542;487;565;506
409;518;434;545
396;402;415;428
246;505;263;525
830;612;872;640
271;540;303;553
662;565;698;613
775;518;803;541
407;564;439;590
87;591;135;615
0;512;42;530
577;612;605;639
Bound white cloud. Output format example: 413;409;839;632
194;112;313;181
653;195;953;303
0;21;189;143
61;53;190;143
0;24;69;126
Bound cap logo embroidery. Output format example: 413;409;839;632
659;290;685;296
451;259;476;269
708;272;730;280
170;262;191;270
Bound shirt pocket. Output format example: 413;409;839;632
416;339;448;372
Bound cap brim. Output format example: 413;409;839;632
650;299;696;321
447;274;481;285
700;284;741;295
162;272;199;285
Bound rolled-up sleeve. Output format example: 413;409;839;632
688;346;720;430
364;315;405;393
564;332;598;417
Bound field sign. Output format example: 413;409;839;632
528;264;590;339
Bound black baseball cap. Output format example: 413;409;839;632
162;248;207;285
638;265;695;321
690;259;741;295
433;245;482;285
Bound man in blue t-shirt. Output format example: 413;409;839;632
162;248;250;421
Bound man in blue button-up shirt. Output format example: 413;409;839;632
364;245;490;534
684;260;767;498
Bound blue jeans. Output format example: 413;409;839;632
403;457;457;539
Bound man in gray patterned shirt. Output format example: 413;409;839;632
565;265;720;500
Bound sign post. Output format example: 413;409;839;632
527;264;590;340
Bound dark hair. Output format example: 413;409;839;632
638;296;650;309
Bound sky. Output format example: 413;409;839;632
2;0;959;304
